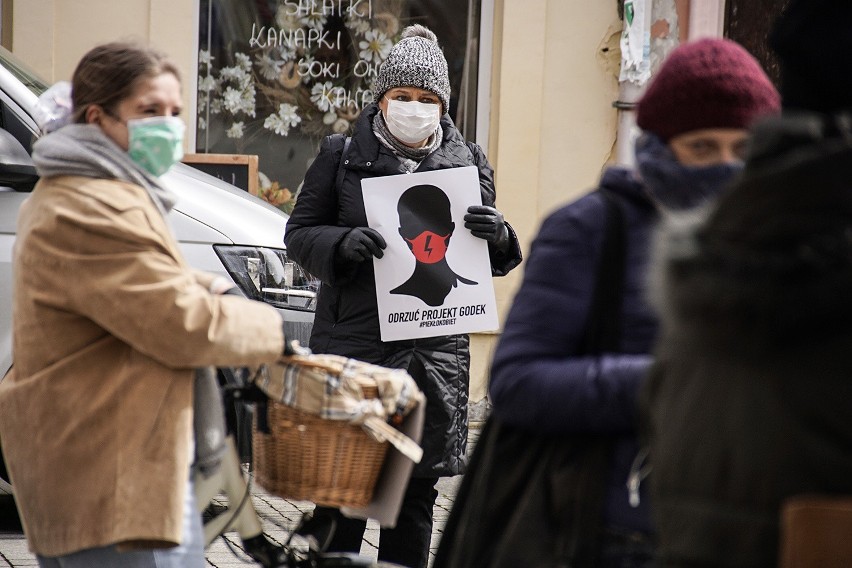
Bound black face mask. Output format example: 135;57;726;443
635;133;744;212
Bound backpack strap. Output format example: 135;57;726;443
335;135;352;192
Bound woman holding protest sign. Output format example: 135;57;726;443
284;24;522;568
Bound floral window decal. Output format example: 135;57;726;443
197;0;481;213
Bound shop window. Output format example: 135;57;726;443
197;0;483;212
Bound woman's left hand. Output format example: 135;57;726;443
465;205;509;248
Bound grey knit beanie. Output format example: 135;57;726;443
372;25;451;112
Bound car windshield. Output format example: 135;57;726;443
0;46;48;96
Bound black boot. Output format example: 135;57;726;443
242;533;289;568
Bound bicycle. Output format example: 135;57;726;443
199;367;404;568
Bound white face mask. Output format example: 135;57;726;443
383;98;441;144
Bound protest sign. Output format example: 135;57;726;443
362;166;499;341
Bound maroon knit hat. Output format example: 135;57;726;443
636;38;780;141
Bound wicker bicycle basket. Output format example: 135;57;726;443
252;383;390;509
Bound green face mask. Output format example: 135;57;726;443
127;116;185;177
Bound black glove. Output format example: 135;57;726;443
464;205;509;247
338;227;387;262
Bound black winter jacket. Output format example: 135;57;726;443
285;105;522;476
643;113;852;567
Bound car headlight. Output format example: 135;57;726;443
214;245;319;312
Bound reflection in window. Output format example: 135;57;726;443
197;0;481;213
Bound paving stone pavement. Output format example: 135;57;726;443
0;426;479;568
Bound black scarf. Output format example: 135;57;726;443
635;133;743;212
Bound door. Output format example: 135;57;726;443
725;0;790;87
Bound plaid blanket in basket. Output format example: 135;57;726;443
253;354;425;463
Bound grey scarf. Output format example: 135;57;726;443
372;111;442;172
31;123;177;217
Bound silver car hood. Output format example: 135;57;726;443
164;163;289;248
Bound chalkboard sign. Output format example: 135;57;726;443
182;153;259;195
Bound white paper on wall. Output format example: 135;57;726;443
620;0;652;85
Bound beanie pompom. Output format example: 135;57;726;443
400;24;438;43
371;25;451;112
636;38;780;141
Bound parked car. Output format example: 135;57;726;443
0;47;318;497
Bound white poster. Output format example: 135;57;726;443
362;166;499;342
620;0;652;85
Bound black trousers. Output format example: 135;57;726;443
314;476;440;568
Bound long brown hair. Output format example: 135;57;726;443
71;41;181;124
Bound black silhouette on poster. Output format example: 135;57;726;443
390;184;477;307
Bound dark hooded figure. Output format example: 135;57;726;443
391;184;476;306
642;1;852;566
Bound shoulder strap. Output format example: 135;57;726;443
559;189;627;562
578;187;627;355
335;136;352;192
465;140;479;162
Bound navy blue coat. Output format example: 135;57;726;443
285;105;522;477
489;167;657;532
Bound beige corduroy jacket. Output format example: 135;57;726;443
0;175;284;557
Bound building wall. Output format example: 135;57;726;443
471;0;620;411
12;0;198;137
10;0;623;414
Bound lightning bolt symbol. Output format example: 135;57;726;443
424;234;433;258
